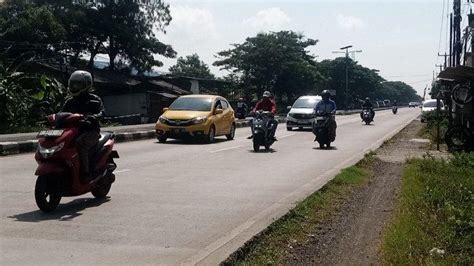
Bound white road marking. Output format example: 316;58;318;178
115;169;131;174
210;145;244;153
278;133;296;139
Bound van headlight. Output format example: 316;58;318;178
38;142;65;159
193;117;208;124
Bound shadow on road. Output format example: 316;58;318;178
155;138;228;145
313;146;338;151
250;148;276;153
8;197;110;222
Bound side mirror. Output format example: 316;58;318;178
287;106;292;110
162;107;169;112
215;108;223;115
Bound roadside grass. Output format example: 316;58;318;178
381;153;474;265
222;153;375;265
417;111;448;144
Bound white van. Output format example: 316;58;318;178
286;95;322;130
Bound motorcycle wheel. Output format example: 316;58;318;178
35;175;61;213
226;124;236;140
264;144;270;150
445;127;471;152
287;127;292;131
319;142;324;149
91;180;112;198
157;136;167;143
365;120;370;125
253;141;260;152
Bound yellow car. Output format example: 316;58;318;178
155;95;236;143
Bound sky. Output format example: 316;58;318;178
152;0;472;96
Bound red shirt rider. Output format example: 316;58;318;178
253;92;277;114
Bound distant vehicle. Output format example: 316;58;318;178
408;102;419;108
383;99;391;106
155;95;235;143
286;95;322;130
420;99;444;123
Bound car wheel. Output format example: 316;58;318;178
226;124;235;140
157;136;167;143
206;125;216;144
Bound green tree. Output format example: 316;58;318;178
214;31;322;103
169;54;215;79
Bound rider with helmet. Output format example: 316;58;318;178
361;97;375;121
314;90;337;141
236;97;248;119
61;70;105;181
248;91;278;140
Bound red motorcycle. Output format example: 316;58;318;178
34;112;119;212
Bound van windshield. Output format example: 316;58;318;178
293;98;319;108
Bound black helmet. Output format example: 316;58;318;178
321;90;331;100
365;97;370;102
68;70;93;96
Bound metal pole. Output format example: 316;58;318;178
436;97;441;150
345;62;349;110
449;13;453;67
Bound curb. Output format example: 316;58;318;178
0;118;286;156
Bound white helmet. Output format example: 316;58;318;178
262;91;271;98
68;70;93;96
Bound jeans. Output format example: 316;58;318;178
76;130;100;175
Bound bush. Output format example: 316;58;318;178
382;153;474;264
420;110;449;143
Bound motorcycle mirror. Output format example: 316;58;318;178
163;107;169;112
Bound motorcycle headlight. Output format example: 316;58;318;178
158;116;168;124
38;142;65;159
193;117;208;124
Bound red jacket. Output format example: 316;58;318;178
253;99;277;114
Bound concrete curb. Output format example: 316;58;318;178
0;118;286;156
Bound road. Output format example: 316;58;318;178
0;108;419;265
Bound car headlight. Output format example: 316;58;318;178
38;142;64;159
158;116;168;124
193;117;208;124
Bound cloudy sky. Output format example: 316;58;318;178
155;0;467;96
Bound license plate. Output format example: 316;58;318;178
37;129;64;138
298;119;310;124
170;128;185;134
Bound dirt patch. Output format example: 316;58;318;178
284;120;428;265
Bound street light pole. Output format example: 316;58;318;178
332;45;362;110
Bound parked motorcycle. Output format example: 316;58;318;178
392;106;398;114
312;113;334;149
251;110;275;152
34;112;119;212
362;108;373;125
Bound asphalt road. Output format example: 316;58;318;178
0;108;419;265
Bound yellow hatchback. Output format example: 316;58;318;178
155;95;236;143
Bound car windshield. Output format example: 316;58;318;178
423;101;443;108
293;98;319;108
169;97;213;111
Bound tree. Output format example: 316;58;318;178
169;54;215;79
0;0;177;72
214;31;322;103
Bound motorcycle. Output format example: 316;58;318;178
392;106;398;114
251;110;275;152
312;113;334;149
236;108;246;120
34;111;119;212
362;108;373;125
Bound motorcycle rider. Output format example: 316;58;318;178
236;97;248;119
248;91;278;140
314;90;337;140
61;70;105;181
361;97;375;121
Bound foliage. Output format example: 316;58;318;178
382;154;474;264
0;0;176;72
169;54;215;79
0;57;66;133
214;31;322;105
420;110;449;143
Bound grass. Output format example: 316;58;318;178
222;153;375;265
381;153;474;265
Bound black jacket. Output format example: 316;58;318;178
62;93;105;131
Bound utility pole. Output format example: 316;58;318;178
453;0;462;66
332;45;362;110
438;53;449;69
435;64;444;72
